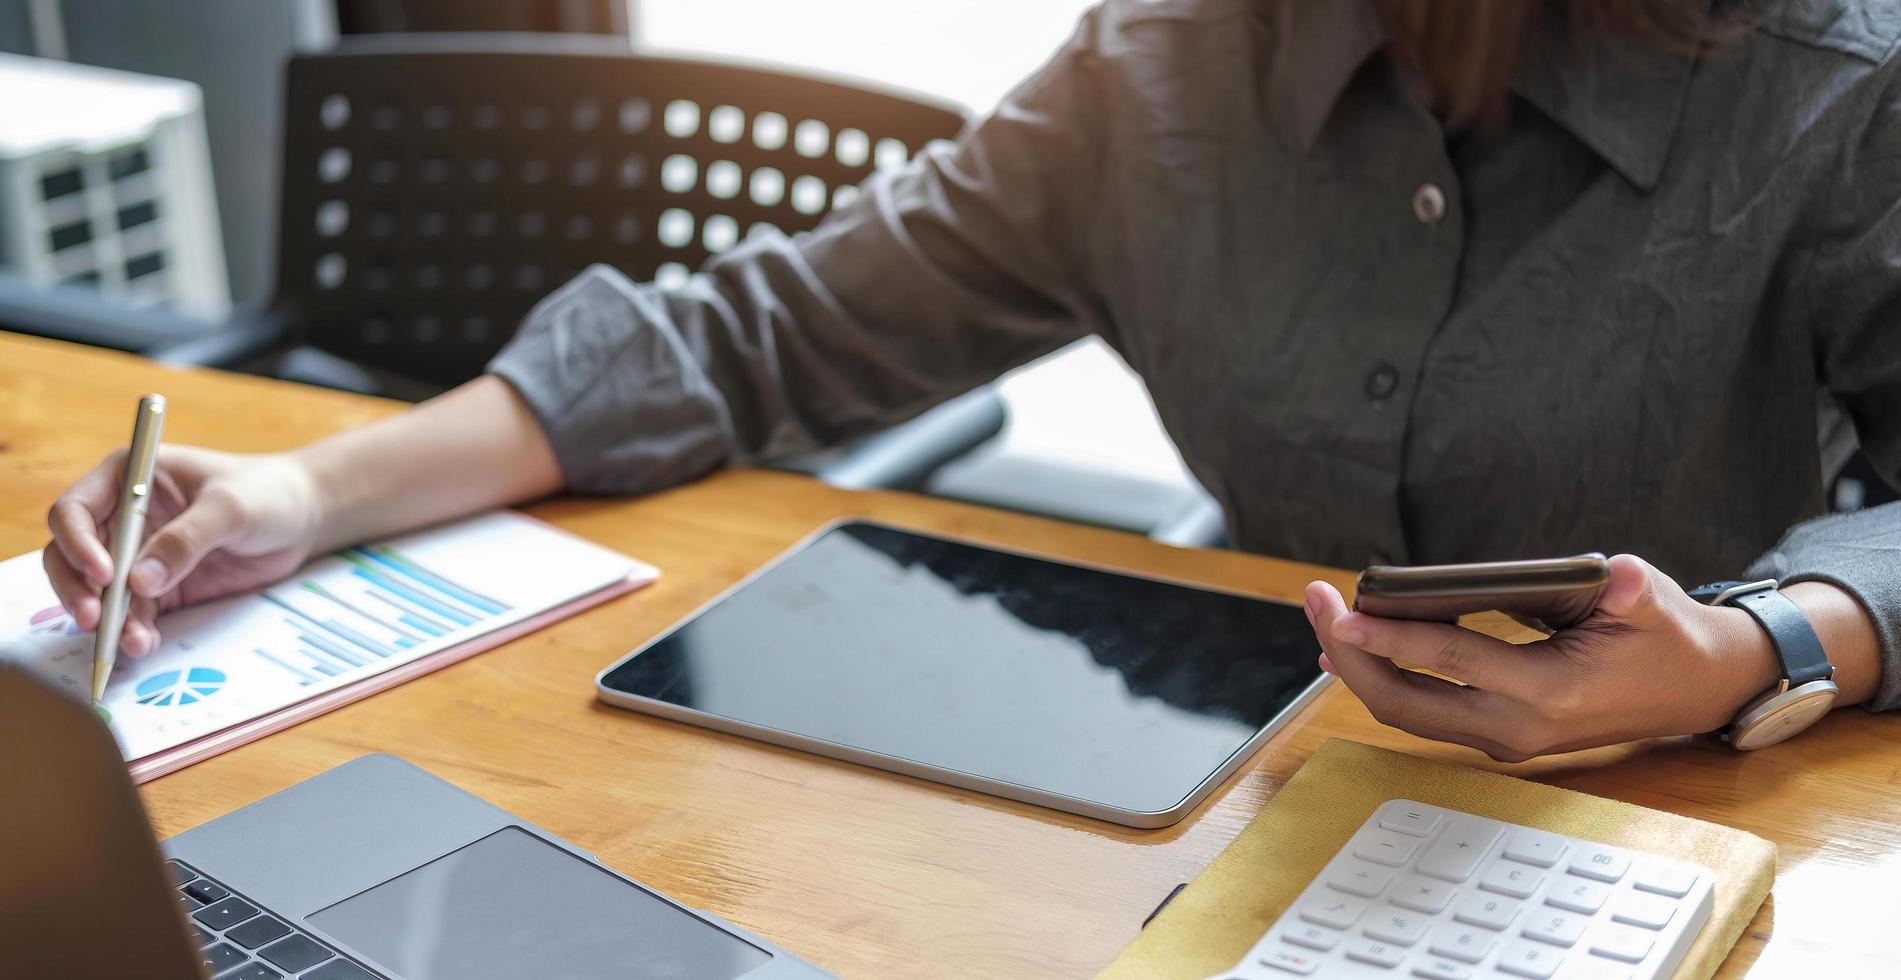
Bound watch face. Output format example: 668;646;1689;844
1732;686;1838;750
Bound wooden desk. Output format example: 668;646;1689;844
3;331;1897;977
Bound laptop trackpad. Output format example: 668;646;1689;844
308;827;770;979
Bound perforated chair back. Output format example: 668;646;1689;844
278;34;968;387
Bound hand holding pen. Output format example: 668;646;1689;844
40;397;325;697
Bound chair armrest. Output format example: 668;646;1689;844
801;387;1009;491
1150;493;1228;549
148;310;291;369
0;273;218;352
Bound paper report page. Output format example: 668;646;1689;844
0;512;642;760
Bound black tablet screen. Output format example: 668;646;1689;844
599;523;1323;814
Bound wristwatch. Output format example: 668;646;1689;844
1688;579;1838;749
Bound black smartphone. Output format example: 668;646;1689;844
1353;554;1611;630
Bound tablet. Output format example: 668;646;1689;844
596;521;1328;827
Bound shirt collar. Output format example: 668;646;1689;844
1262;0;1386;151
1509;7;1699;191
1267;0;1699;192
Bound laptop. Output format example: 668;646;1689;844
0;665;829;979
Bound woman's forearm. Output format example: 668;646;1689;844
1784;581;1883;707
293;375;564;551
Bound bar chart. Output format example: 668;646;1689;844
250;545;514;689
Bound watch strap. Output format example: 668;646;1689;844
1726;587;1833;687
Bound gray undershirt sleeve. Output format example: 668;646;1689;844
486;8;1115;496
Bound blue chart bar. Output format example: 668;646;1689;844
349;568;477;627
255;648;319;686
398;612;446;637
298;629;365;668
354;547;510;615
302;581;422;644
292;622;363;668
306;656;341;678
265;593;390;661
364;589;451;635
322;618;396;658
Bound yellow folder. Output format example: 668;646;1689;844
1100;739;1774;979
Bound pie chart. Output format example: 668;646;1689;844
133;667;226;707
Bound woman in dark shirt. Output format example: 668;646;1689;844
42;0;1901;760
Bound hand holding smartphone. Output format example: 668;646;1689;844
1353;553;1610;631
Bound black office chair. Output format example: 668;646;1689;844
0;33;1004;490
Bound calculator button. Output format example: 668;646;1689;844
1298;896;1367;930
1344;937;1407;967
1325;859;1395;898
1389;875;1456;914
1567;847;1630;882
1478;861;1545;899
1410;956;1472;979
1379;802;1444;838
1353;828;1421;867
1281;923;1341;951
1523;910;1589;947
1632;861;1699;898
1610;893;1677;930
1415;816;1503;882
1260;946;1320;974
1502;831;1568;868
1546;877;1610;914
1451;892;1521;931
1226;807;1709;980
1588;924;1655;962
1495;938;1564;978
1363;907;1431;946
1427;923;1497;963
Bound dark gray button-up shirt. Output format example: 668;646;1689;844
491;0;1901;710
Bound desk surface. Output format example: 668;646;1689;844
3;331;1897;978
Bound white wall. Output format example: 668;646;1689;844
638;0;1094;114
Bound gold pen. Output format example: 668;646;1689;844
92;393;166;703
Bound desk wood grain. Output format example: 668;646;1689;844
3;332;1897;977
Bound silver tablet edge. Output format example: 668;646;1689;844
592;516;1333;829
597;673;1331;829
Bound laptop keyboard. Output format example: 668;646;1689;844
168;860;379;980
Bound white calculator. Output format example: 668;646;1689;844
1216;800;1714;979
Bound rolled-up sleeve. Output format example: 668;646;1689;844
487;8;1116;496
1747;504;1901;711
1751;70;1901;711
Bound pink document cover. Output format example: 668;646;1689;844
127;566;656;784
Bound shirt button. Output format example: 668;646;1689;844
1365;364;1399;400
1412;182;1447;225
